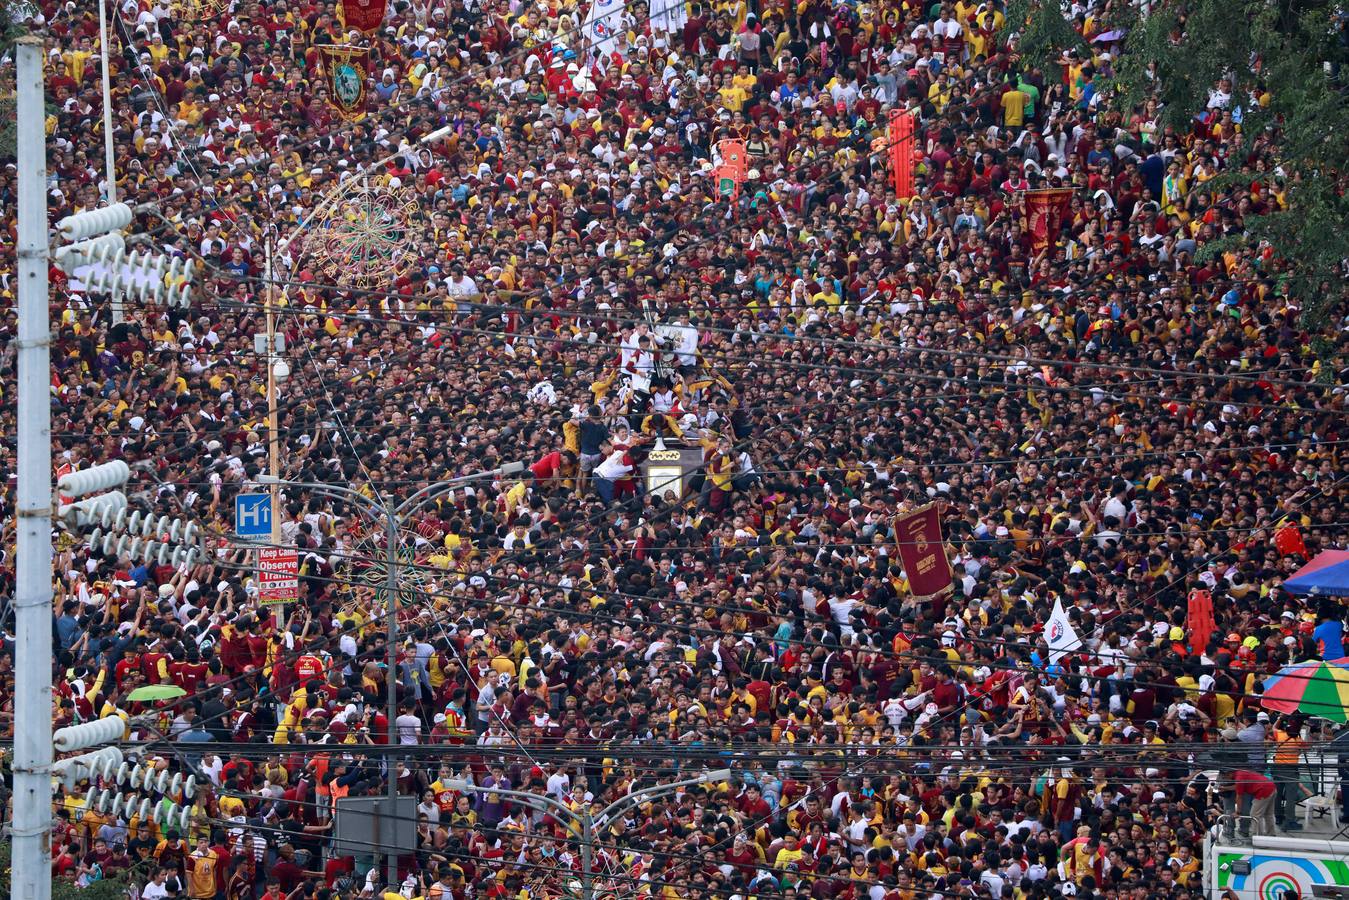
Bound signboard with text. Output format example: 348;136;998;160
235;493;273;539
258;546;299;605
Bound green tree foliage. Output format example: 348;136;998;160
1006;0;1348;371
0;840;134;900
0;3;20;158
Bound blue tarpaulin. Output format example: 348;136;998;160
1285;550;1349;598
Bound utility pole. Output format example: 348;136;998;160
97;0;115;204
383;508;400;889
96;0;121;324
13;35;54;900
265;236;279;545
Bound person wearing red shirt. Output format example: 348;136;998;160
170;649;209;696
529;449;578;486
140;642;171;685
243;620;269;670
1235;769;1277;835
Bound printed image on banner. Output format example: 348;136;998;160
318;45;371;121
1023;188;1073;255
893;502;952;599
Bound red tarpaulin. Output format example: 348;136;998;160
894;503;953;600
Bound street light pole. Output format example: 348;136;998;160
264;236;279;547
97;0;116;204
260;462;522;886
448;770;731;900
382;503;399;888
13;35;54;900
95;0;125;325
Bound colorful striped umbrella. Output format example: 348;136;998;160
1260;659;1349;722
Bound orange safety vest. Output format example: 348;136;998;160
1273;728;1305;766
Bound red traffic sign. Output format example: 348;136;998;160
258;546;299;605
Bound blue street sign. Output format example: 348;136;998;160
234;493;273;539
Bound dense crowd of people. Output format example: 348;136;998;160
0;0;1347;896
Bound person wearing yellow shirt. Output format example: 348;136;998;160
718;82;749;113
186;840;223;900
79;801;110;847
811;283;842;310
217;792;246;819
176;95;205;126
773;833;805;869
732;67;757;94
65;40;93;84
272;684;308;744
1001;82;1029;128
1064;56;1086;102
147;33;170;65
927;73;953;113
488;645;518;679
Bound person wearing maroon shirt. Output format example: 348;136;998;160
270;653;298;705
243;619;269;670
270;845;305;893
169;648;209;696
930;667;962;715
723;832;761;878
738;783;773;820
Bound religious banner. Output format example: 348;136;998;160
894;503;953;599
713;139;748;202
887;108;915;199
337;0;387;34
1023;188;1073;255
318;44;370;121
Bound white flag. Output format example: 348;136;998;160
582;0;624;65
649;0;689;36
1045;598;1080;664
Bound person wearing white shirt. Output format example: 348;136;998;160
546;769;572;801
445;266;479;297
594;449;634;481
932;10;962;45
141;870;173;900
397;708;422;744
592;445;635;504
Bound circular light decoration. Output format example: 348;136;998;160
527;849;641;900
177;0;232;20
294;181;422;289
347;536;429;610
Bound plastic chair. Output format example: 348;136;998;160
1301;751;1341;830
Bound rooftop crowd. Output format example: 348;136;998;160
0;0;1347;896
